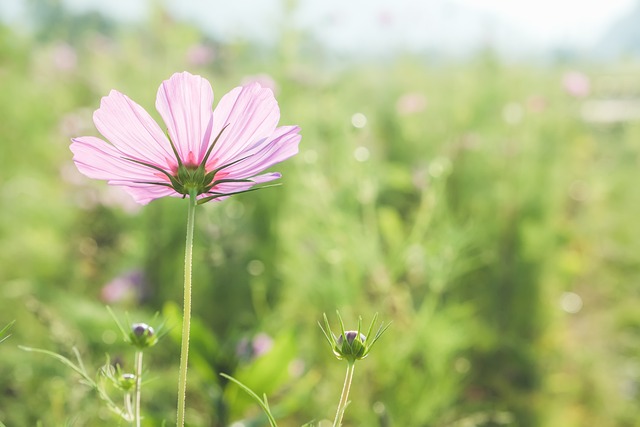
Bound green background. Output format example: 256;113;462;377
2;2;640;426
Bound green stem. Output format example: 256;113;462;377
332;362;355;427
176;191;197;426
134;350;144;427
124;392;133;423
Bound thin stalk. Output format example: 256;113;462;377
332;362;356;427
124;392;134;423
134;350;144;427
176;190;198;426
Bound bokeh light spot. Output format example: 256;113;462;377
455;357;471;374
354;146;370;162
428;157;451;178
373;401;386;415
351;112;367;128
102;329;117;345
304;149;318;164
224;200;245;219
247;259;265;276
560;291;583;314
502;102;524;125
568;180;590;202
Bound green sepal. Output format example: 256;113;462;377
197;183;281;204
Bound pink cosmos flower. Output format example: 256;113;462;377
70;71;301;205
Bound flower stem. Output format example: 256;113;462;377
124;392;134;423
176;191;197;426
134;350;144;427
332;361;355;427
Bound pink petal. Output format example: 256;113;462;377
93;90;175;169
118;184;178;205
222;126;300;178
210;180;256;194
208;83;280;168
71;136;165;182
249;172;283;183
156;72;215;166
71;136;177;204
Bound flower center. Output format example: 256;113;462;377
123;124;256;203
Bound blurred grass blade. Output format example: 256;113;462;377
220;373;279;427
19;346;129;420
0;320;15;345
19;346;93;382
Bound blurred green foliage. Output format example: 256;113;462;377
2;2;640;426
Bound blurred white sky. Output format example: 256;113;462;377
1;0;636;54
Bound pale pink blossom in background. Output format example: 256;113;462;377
241;73;278;94
378;10;394;27
58;109;93;137
251;333;274;357
60;162;87;186
88;34;116;55
52;43;77;72
562;71;591;98
525;95;547;113
288;359;305;378
236;333;274;360
186;43;216;67
70;71;301;205
101;269;146;304
396;93;427;115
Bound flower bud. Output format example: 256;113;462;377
129;323;157;348
119;373;136;391
335;331;367;361
320;312;390;364
338;331;366;346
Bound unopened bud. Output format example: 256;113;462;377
335;331;367;361
338;331;366;346
119;373;136;391
129;323;157;348
320;312;390;364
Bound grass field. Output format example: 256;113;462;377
2;4;640;426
